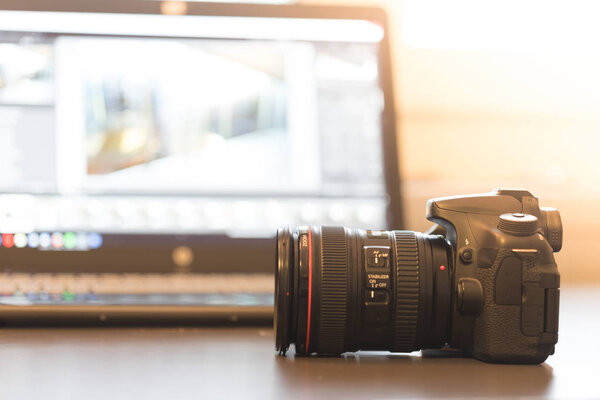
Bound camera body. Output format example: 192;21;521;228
275;188;562;364
427;188;561;363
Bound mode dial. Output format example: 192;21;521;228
498;213;538;236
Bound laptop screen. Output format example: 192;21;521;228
0;7;396;308
0;11;389;236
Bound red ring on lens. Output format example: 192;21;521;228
306;227;313;351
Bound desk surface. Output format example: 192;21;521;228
0;286;597;399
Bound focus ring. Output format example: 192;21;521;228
318;226;348;354
392;231;420;352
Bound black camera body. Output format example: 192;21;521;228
427;188;561;363
275;189;562;364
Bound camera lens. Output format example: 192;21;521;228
275;225;453;355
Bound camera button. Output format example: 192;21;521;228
364;290;391;324
459;247;474;263
457;278;483;316
364;246;390;269
365;289;389;304
498;213;538;235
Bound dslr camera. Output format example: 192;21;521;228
275;189;562;363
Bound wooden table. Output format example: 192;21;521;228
0;286;597;399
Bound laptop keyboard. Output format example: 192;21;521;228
0;273;274;306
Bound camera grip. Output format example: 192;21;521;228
471;249;559;364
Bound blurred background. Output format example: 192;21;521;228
0;0;595;302
304;0;600;284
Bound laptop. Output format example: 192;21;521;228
0;1;401;325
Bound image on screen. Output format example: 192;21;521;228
0;12;387;238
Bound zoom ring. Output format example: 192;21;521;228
392;231;420;352
318;226;348;354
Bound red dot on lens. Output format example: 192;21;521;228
440;265;446;271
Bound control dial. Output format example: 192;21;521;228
498;213;538;236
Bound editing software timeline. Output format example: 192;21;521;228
0;4;398;319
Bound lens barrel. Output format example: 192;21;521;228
275;225;452;355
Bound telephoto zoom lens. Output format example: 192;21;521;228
275;225;453;356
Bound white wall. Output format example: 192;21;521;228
302;0;600;283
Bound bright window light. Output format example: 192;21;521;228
402;0;600;52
